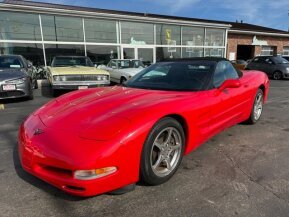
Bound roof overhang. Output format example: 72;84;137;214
229;29;289;37
0;2;231;29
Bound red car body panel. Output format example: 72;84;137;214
18;70;269;196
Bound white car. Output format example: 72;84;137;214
103;59;145;84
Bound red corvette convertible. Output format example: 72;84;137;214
19;58;269;197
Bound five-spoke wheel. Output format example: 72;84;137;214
140;117;185;185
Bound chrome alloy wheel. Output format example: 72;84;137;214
150;127;182;177
254;92;263;121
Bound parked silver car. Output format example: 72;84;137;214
0;55;37;100
246;56;289;80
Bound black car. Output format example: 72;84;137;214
246;56;289;80
0;55;37;100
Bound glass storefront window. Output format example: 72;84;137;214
182;27;204;46
41;15;84;42
156;47;181;61
44;44;85;65
204;48;224;57
205;29;225;46
156;24;181;45
121;22;154;45
86;45;119;65
182;48;204;58
84;19;117;43
0;11;41;40
0;42;44;65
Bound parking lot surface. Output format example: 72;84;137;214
1;80;289;217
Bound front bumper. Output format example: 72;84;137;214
18;114;135;197
0;80;31;99
52;81;110;90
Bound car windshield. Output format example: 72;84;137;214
0;56;24;69
272;56;289;64
51;57;94;67
125;61;216;91
118;60;144;69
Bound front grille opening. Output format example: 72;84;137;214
65;185;86;192
40;164;73;178
0;91;25;98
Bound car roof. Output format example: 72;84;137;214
159;57;228;62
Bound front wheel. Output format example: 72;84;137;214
140;117;185;185
246;89;264;124
272;71;283;80
120;77;127;84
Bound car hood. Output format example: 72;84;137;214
48;66;109;75
117;68;144;76
36;86;196;133
0;68;27;81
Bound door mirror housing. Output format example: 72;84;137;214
216;79;241;94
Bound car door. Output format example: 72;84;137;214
209;61;250;135
261;57;276;76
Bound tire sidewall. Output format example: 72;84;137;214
140;117;185;185
250;89;264;124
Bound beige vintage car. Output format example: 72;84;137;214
47;56;110;95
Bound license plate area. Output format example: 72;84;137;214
2;84;16;91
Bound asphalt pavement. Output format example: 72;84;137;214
1;80;289;217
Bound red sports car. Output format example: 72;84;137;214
18;58;269;197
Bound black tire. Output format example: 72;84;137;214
27;91;34;100
52;89;59;97
140;117;185;185
245;89;264;124
272;71;283;80
120;77;127;84
34;79;38;89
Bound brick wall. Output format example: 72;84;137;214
227;33;289;59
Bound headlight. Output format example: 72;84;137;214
74;167;117;180
53;75;60;81
286;67;289;73
5;77;27;84
97;75;108;81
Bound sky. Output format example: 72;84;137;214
34;0;289;31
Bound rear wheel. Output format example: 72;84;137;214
246;89;263;124
272;71;283;80
140;117;185;185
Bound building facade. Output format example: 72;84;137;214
227;23;289;60
0;0;230;66
1;0;289;66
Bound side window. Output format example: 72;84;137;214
213;61;239;88
213;62;226;88
109;60;116;68
253;57;260;63
224;61;239;79
265;58;273;65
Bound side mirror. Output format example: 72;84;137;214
27;63;32;68
94;64;97;68
216;79;241;95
